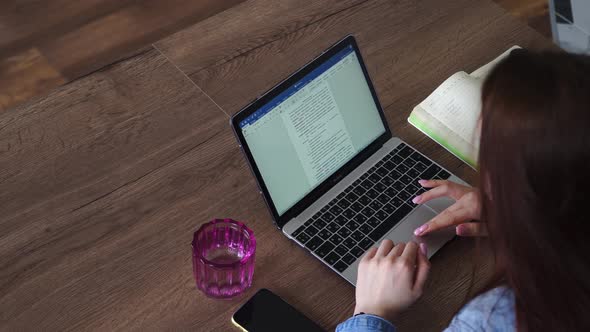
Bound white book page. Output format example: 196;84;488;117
470;45;521;79
419;71;482;144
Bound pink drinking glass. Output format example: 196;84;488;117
192;219;256;299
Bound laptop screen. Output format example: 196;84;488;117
238;45;386;216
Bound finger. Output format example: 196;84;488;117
401;241;419;261
413;246;431;293
412;185;451;204
376;239;395;257
414;205;471;236
417;179;448;189
456;222;488;237
362;246;378;261
387;242;405;258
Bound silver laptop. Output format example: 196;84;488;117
231;35;466;285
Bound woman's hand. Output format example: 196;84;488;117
412;180;485;237
354;240;430;323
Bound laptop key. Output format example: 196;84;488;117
322;212;336;222
374;182;387;192
361;207;375;218
392;154;404;164
385;187;397;198
326;222;340;232
350;246;365;258
318;228;331;239
403;158;417;167
329;205;343;216
325;252;340;265
330;233;344;245
306;236;323;250
360;179;374;190
338;227;352;238
382;176;394;186
392;181;405;190
369;200;383;211
353;214;367;224
342;253;357;265
398;190;412;202
382;203;396;214
366;188;379;199
368;203;414;241
334;245;348;256
414;162;427;172
343;208;356;218
359;224;373;234
292;227;304;237
388;169;402;180
377;194;390;204
383;160;396;170
359;237;374;250
400;174;413;185
345;192;359;202
376;167;389;177
334;215;347;226
367;218;380;227
421;164;442;180
395;163;409;174
391;196;403;207
337;199;350;209
374;209;388;220
343;237;356;249
358;195;371;205
346;220;360;230
407;168;421;179
399;145;414;158
351;202;364;213
315;241;335;258
296;232;311;245
313;219;327;230
437;169;451;179
334;260;348;272
304;225;319;237
368;173;381;183
351;230;364;241
353;186;367;196
411;151;431;165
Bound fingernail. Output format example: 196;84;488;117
418;179;427;186
456;225;467;236
412;195;421;204
419;243;428;256
414;224;428;236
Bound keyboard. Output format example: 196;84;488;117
291;143;450;272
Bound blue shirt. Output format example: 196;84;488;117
336;287;515;332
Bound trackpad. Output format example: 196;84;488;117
425;197;455;213
384;206;455;258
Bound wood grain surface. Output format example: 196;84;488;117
0;48;66;111
0;0;555;330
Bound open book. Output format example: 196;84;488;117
408;46;521;168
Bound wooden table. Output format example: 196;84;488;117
0;0;553;330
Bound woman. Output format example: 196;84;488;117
337;49;590;331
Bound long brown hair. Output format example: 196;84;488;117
478;49;590;331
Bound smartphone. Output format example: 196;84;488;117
231;289;325;332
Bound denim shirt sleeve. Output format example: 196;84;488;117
336;314;396;332
335;287;514;332
443;286;515;332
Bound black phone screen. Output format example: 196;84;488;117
232;289;325;332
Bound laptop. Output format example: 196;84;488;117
231;35;466;285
